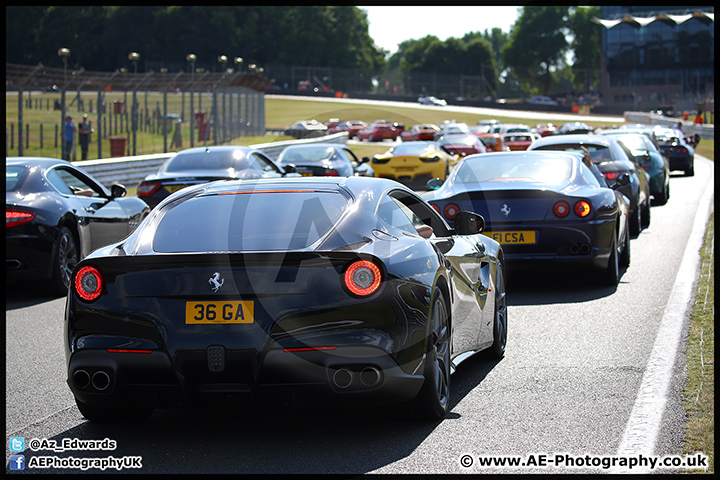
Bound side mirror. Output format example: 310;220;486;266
427;178;444;190
283;164;297;174
360;156;370;164
636;154;652;164
110;184;127;198
454;210;485;235
611;173;633;189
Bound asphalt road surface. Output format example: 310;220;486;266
6;152;713;474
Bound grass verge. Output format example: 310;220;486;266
682;212;714;473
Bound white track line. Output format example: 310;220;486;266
612;157;714;474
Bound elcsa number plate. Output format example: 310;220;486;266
185;301;254;324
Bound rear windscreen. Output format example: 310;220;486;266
153;190;348;252
455;155;573;184
163;150;259;173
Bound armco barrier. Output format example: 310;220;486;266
74;132;349;188
623;111;714;141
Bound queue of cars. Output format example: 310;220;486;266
6;106;684;424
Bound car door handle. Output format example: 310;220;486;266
85;206;96;213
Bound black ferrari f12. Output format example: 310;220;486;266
65;177;506;421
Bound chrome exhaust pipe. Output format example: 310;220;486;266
332;368;353;389
359;367;381;387
6;259;22;269
73;370;91;389
580;244;591;255
91;371;111;391
569;244;580;255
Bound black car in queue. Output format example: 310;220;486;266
527;134;651;237
136;146;296;209
275;144;373;177
423;151;631;286
598;130;671;205
66;177;506;422
6;157;149;295
650;126;695;176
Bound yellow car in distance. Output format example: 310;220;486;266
368;141;459;188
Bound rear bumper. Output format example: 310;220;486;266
67;345;425;410
5;233;55;282
485;219;615;270
666;155;693;172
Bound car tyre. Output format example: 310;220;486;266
641;201;651;230
49;226;79;296
487;261;507;359
619;222;631;268
629;206;641;237
685;162;694;177
654;182;669;206
75;397;153;423
601;234;619;286
407;292;450;421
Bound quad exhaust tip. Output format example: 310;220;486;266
359;367;381;387
332;368;353;389
332;366;382;389
73;370;91;389
569;243;592;255
91;371;111;391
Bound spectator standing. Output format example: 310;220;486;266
78;114;92;160
693;111;704;125
63;115;75;161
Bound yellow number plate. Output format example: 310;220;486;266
300;172;314;177
394;166;416;172
484;231;536;244
166;184;189;193
185;301;254;324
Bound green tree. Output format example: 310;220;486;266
569;6;601;92
502;6;570;96
465;37;498;95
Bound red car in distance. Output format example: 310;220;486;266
400;124;440;142
536;123;557;137
504;133;534;151
326;120;367;139
438;134;488;157
358;121;403;142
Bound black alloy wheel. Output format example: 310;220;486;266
408;292;450;420
488;262;508;358
620;222;631;268
50;226;79;296
601;234;620;286
629;205;642;237
641;201;651;230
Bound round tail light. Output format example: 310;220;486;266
75;265;104;301
344;260;382;296
444;203;460;220
553;201;570;218
574;200;592;217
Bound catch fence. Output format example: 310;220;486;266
6;62;271;159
